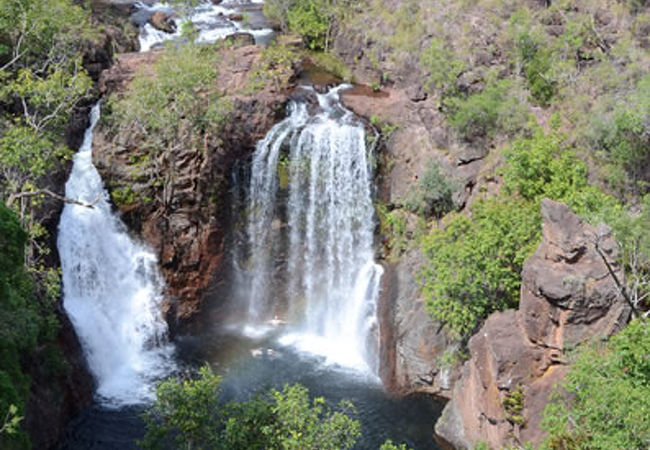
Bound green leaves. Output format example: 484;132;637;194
542;320;650;450
420;37;465;95
265;0;343;51
445;78;531;141
0;404;23;435
404;160;458;218
421;129;619;337
108;42;229;153
421;198;541;337
140;367;362;450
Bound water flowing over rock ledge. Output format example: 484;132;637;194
93;44;296;331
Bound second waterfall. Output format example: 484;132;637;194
238;86;384;374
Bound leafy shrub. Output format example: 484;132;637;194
503;129;619;221
421;129;618;337
421;198;541;337
590;75;650;197
509;11;556;105
265;0;341;51
446;79;531;141
542;319;650;449
288;1;330;50
0;203;42;448
420;37;465;95
141;366;361;450
108;42;230;152
248;43;300;92
405;160;458;218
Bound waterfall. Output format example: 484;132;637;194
241;86;384;374
58;104;174;407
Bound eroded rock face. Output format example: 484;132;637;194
435;199;631;449
94;45;295;329
340;87;476;397
379;249;459;398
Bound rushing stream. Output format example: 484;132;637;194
136;0;273;51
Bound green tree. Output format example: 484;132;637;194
421;198;541;337
0;202;55;449
405;160;458;218
591;75;650;197
446;78;531;141
503;129;619;221
420;37;465;95
141;366;222;449
140;366;362;449
542;319;650;449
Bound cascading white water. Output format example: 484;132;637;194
58;104;174;407
242;86;384;374
137;1;273;52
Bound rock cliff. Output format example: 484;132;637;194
435;199;631;449
93;45;295;329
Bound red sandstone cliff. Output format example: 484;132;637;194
435;199;631;449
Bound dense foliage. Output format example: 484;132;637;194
107;43;229;149
0;203;61;448
0;0;94;206
421;128;620;337
264;0;347;51
542;319;650;449
140;366;361;450
421;198;540;337
405;160;458;218
445;78;531;141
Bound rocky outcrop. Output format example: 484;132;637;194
150;11;176;33
435;199;631;449
379;249;459;398
94;45;296;328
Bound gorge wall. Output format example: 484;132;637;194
93;44;296;329
435;199;631;449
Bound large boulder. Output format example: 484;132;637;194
149;11;176;33
435;199;631;449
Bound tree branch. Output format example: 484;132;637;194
594;239;642;321
7;189;99;209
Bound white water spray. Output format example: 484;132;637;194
58;104;174;407
138;1;273;52
241;86;384;374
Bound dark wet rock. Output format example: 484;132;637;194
94;46;296;328
150;11;176;33
379;249;459;397
224;32;256;47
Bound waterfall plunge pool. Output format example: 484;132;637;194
60;324;444;449
59;89;445;449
